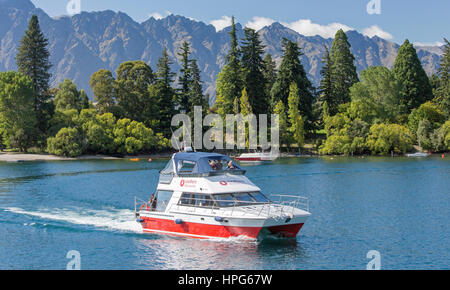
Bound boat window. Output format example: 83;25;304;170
249;192;270;203
178;193;214;208
155;190;173;212
178;160;196;173
213;194;235;207
179;193;193;205
233;193;254;205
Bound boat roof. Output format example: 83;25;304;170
162;152;244;176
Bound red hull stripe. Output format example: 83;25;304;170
141;217;304;239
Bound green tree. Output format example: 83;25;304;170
270;38;314;125
349;66;405;122
0;72;37;151
408;101;445;134
329;29;359;110
287;83;305;148
273;100;289;148
80;90;90;110
84;113;117;154
392;39;433;111
366;123;414;155
46;127;83;157
115;60;154;122
215;16;242;117
89;69;115;114
262;54;277;103
417;119;433;150
188;59;209;117
319;46;334;116
149;49;176;136
15;15;52;135
241;27;268;115
54;79;82;112
113;118;158;155
433;38;450;117
177;41;192;113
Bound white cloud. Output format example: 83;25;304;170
413;41;444;47
362;25;393;40
281;19;353;38
148;12;164;20
148;11;172;20
245;16;276;31
210;16;232;32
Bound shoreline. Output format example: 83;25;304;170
0;152;174;162
0;151;446;163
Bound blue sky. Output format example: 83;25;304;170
31;0;449;45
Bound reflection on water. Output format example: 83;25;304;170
133;235;304;270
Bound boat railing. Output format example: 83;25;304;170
135;196;158;215
166;195;309;218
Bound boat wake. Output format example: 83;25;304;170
3;207;143;234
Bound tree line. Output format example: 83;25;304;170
0;15;449;157
212;17;450;155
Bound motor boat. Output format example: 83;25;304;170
135;151;310;240
406;152;431;157
234;151;278;163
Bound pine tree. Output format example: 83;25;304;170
270;38;314;125
262;54;277;103
177;41;192;113
241;27;267;115
319;46;335;116
392;39;433;111
188;59;209;117
329;29;359;108
150;48;176;136
215;16;242;117
80;90;90;110
16;15;52;136
434;38;450;117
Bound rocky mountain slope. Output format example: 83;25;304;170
0;0;444;103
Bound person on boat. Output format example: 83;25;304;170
209;160;218;170
216;160;223;170
227;161;236;170
149;194;157;211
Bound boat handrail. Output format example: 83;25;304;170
164;194;309;218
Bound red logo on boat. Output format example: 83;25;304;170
180;180;185;187
219;181;228;186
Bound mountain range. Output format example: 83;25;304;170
0;0;444;104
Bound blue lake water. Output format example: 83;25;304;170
0;156;449;269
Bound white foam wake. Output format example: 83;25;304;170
4;207;143;233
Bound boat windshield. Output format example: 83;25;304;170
213;192;271;207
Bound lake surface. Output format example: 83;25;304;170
0;156;449;270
